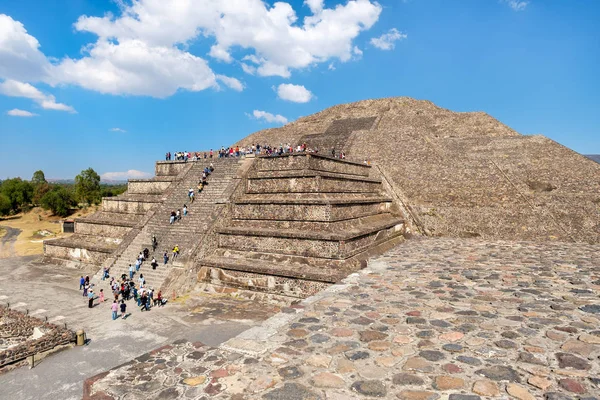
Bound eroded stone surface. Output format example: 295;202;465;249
84;239;600;400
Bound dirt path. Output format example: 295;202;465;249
0;226;22;258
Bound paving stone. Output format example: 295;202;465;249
506;383;536;400
330;328;353;337
350;380;386;397
419;350;445;361
448;395;481;400
392;373;425;386
397;391;440;400
403;357;434;372
442;363;462;374
561;340;597;357
442;344;463;353
558;378;586;394
456;356;482;366
335;359;356;374
311;372;345;388
475;366;521;382
527;376;552;390
579;305;600;314
432;375;465;390
555;352;591;370
359;330;388;342
439;332;464;342
306;355;332;368
278;366;304;379
472;380;500;396
262;382;322;400
543;392;572;400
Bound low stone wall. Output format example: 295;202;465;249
198;266;329;299
232;201;389;222
44;242;114;264
246;175;380;194
75;221;133;239
102;198;158;213
155;161;189;176
256;154;370;176
0;306;76;369
127;180;172;194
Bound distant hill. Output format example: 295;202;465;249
586;155;600;164
47;179;127;185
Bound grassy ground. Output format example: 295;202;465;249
0;206;99;257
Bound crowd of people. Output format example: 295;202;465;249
165;143;357;162
80;238;167;319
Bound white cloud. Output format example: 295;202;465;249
370;28;407;50
328;63;336;71
241;63;256;75
110;127;126;133
101;170;152;180
52;39;217;98
7;108;37;117
276;83;313;103
0;79;76;112
501;0;529;11
216;75;244;91
0;14;51;82
250;110;288;124
0;1;383;98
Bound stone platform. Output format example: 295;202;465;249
84;238;600;399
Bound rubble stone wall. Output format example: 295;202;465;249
155;161;188;176
75;221;132;239
102;198;157;213
127;180;171;194
44;242;113;264
0;306;75;368
246;175;380;194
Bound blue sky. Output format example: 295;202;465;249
0;0;598;180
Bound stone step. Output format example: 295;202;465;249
255;153;371;177
247;170;382;194
217;217;404;259
232;195;393;222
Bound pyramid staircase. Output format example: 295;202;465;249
90;158;243;292
197;153;405;299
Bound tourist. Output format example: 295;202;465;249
176;209;181;221
189;189;194;203
151;257;158;270
88;289;94;308
85;275;90;286
172;245;180;261
183;204;188;216
83;282;89;297
152;235;157;251
156;290;163;307
143;248;149;260
123;284;130;300
169;211;175;224
209;163;214;172
99;288;104;303
163;251;169;265
139;274;145;286
120;300;127;318
129;264;134;279
111;301;118;320
79;276;84;290
135;258;141;272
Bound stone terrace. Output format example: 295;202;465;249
84;238;600;399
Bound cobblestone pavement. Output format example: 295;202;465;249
0;256;277;400
86;238;600;399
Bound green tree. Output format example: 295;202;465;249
33;182;51;205
0;178;33;212
75;168;101;205
31;170;47;185
40;186;76;217
0;193;11;216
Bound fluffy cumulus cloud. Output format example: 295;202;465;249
0;0;382;100
502;0;529;11
7;108;37;117
250;110;288;124
0;79;76;112
110;127;126;133
276;83;313;103
0;14;51;82
370;28;407;50
101;170;152;181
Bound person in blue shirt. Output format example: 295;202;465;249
79;276;85;290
